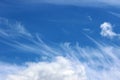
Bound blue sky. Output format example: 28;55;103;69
0;0;120;80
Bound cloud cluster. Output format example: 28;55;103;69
1;43;120;80
0;18;120;80
5;56;86;80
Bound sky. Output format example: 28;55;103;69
0;0;120;80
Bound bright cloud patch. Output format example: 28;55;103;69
1;44;120;80
3;57;86;80
100;22;117;38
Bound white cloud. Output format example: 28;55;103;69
2;0;120;7
0;63;24;80
1;18;120;80
1;42;120;80
19;0;120;7
100;22;117;38
0;17;32;38
109;12;120;18
1;57;87;80
12;22;32;37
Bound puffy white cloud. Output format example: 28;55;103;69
3;56;87;80
100;22;117;38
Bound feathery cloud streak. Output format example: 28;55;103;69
0;17;32;38
4;0;120;7
0;18;120;80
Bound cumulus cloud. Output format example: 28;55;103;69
100;22;117;38
5;56;86;80
100;22;120;39
0;63;23;80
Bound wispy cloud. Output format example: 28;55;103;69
0;17;32;38
0;18;120;80
1;0;120;7
1;41;120;80
109;12;120;18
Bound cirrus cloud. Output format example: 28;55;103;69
1;0;120;7
0;17;120;80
